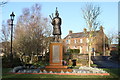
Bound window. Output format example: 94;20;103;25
68;46;70;49
66;39;70;44
66;46;70;52
86;38;89;43
80;39;83;43
73;46;77;49
72;46;77;49
74;39;77;43
86;46;89;52
80;46;82;53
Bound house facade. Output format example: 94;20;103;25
62;26;109;55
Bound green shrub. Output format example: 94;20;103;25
33;61;46;68
12;57;22;67
2;56;22;68
67;49;80;54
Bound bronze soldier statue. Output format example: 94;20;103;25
49;7;62;42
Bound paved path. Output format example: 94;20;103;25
91;56;120;68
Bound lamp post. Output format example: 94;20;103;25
10;12;15;65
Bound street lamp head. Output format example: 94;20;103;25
10;12;15;21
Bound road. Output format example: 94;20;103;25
91;56;120;68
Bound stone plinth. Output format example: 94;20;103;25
45;42;67;70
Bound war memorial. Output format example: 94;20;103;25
9;8;109;76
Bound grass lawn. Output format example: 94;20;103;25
1;68;120;80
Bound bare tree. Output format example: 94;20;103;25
1;20;11;56
0;0;8;56
82;4;101;67
0;1;7;6
107;32;118;45
13;4;51;63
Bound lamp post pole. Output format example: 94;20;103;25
10;12;15;66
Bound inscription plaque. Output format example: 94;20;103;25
52;45;60;63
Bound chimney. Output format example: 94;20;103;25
69;30;72;34
100;26;103;32
84;28;87;33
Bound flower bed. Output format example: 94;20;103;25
9;66;110;75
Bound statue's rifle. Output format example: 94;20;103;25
52;13;54;18
50;13;55;21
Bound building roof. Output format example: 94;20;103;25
64;30;100;39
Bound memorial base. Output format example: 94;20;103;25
45;65;69;72
42;66;72;72
45;42;67;72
